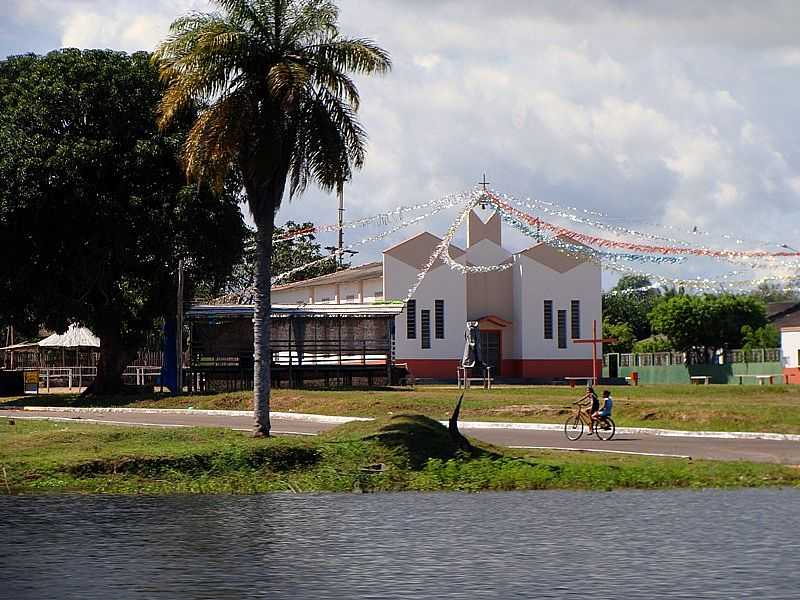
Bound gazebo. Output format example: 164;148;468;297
0;325;100;370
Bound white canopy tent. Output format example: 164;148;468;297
1;325;99;370
37;325;100;349
0;325;99;351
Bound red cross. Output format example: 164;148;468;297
573;319;615;384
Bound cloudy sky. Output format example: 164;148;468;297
3;1;800;285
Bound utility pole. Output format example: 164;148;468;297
337;184;344;270
176;260;184;395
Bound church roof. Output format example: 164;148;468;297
515;235;592;273
383;231;465;270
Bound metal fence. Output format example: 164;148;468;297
609;348;780;368
28;366;163;391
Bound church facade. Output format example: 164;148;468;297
273;209;602;380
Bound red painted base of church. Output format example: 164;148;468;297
399;358;601;380
783;368;800;384
506;359;602;379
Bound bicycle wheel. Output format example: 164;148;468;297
564;415;584;441
594;417;615;441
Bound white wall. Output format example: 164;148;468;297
362;277;384;301
339;282;360;303
312;284;338;303
513;255;602;360
384;254;467;360
272;287;311;304
781;330;800;368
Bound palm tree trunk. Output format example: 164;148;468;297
253;215;275;436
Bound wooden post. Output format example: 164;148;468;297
574;319;615;385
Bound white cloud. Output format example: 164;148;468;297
3;0;800;267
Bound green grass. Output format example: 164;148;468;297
5;383;800;433
1;418;798;495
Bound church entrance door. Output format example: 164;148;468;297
480;330;501;376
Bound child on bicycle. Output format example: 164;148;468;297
580;386;599;434
593;390;613;429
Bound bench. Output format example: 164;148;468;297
564;376;594;388
457;366;493;390
737;374;782;385
690;375;711;385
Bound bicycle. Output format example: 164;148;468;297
564;400;616;441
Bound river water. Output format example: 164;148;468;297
1;489;798;599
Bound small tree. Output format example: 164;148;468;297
224;221;341;302
602;320;635;354
603;276;661;340
649;294;767;363
741;324;780;350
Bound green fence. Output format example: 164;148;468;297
603;352;784;384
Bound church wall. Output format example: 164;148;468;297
464;239;513;322
383;254;467;365
514;255;602;362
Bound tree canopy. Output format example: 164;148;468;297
222;221;340;302
0;49;246;392
602;275;661;341
648;294;767;362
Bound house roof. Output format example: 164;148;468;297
767;301;800;319
186;302;405;320
272;261;383;292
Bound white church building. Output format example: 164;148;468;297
272;210;602;380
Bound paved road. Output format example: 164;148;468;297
3;408;799;464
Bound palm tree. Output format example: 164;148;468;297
154;0;390;436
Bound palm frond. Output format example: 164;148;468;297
156;0;391;218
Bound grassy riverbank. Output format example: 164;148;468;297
2;417;798;495
5;383;800;433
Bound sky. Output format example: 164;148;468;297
3;1;800;286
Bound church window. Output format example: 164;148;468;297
406;299;417;339
435;300;445;339
543;300;553;339
557;310;567;349
421;309;431;349
570;300;580;339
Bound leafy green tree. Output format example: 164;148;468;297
632;336;673;354
0;49;245;393
223;221;340;301
750;283;799;304
602;275;661;340
155;0;390;436
649;294;767;363
741;324;780;350
602;320;635;354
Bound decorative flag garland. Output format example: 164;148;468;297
220;186;799;304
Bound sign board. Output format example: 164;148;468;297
24;370;39;394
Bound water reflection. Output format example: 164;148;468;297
1;489;798;599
